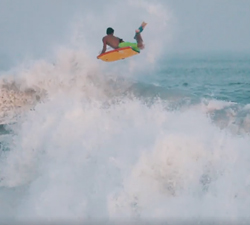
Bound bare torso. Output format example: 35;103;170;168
103;35;123;49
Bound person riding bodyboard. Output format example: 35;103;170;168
100;22;147;54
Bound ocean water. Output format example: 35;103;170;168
0;2;250;225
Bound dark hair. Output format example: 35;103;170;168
106;27;114;35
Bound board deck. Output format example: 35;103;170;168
97;47;139;62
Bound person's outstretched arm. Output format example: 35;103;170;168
101;37;107;54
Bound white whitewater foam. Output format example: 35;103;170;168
0;94;250;223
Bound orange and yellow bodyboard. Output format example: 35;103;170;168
97;47;139;62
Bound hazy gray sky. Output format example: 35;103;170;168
0;0;249;68
167;0;250;53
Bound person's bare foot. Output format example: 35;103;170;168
141;21;147;29
134;22;147;40
135;22;147;33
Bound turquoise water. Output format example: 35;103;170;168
135;54;250;104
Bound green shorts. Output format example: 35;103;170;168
118;42;140;53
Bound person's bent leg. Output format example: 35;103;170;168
135;33;144;49
134;22;147;49
134;22;147;39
